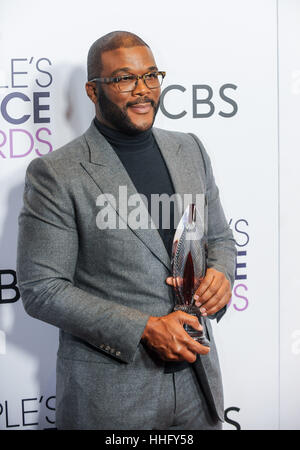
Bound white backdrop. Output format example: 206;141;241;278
0;0;299;430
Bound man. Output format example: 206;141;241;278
17;31;236;430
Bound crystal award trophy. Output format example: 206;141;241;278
171;203;210;347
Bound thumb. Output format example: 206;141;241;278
178;311;203;331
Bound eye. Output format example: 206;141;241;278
118;75;135;83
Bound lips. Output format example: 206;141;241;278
128;102;153;114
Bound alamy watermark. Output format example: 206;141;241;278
95;186;205;232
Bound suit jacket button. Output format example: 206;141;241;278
116;351;121;357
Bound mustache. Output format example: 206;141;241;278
126;98;155;108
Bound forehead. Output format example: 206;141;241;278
100;46;157;75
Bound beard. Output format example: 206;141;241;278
97;87;160;135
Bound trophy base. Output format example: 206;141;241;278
174;305;210;347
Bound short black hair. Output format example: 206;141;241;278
87;31;150;81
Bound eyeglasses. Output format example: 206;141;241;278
90;71;166;93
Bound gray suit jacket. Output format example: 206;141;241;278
16;122;236;429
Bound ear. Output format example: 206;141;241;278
85;82;98;105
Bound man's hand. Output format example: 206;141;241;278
166;268;231;317
141;311;210;363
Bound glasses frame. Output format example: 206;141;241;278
90;71;166;92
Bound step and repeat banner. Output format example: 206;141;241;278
0;0;299;430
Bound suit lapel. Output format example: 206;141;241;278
152;128;205;217
80;123;204;271
80;123;171;271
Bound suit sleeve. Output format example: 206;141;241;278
189;133;237;322
16;156;150;363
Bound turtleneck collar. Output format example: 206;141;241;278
94;117;154;153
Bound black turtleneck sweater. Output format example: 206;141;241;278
94;118;189;373
94;118;176;256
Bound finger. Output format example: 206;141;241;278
194;270;215;300
185;337;210;356
166;277;175;286
200;289;231;316
196;274;227;305
175;326;210;357
199;282;229;314
165;276;183;287
200;281;227;309
204;290;232;316
172;312;210;357
183;344;210;361
175;276;183;287
178;314;210;354
194;282;219;306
